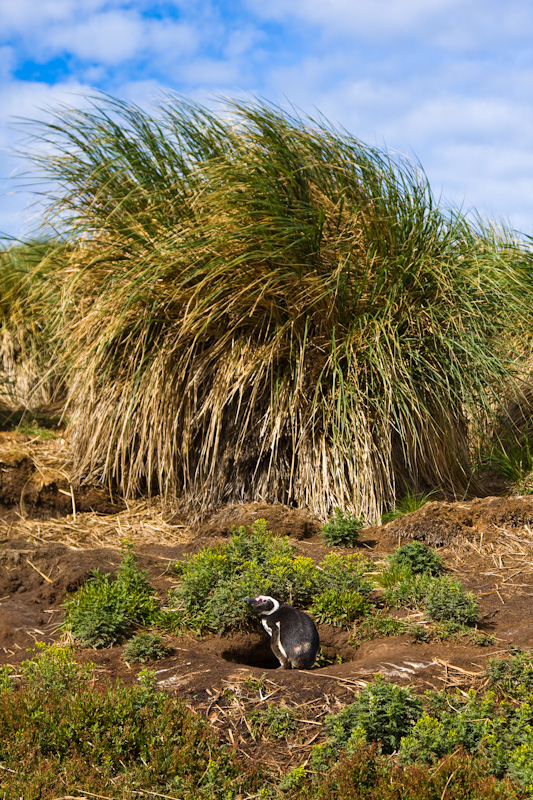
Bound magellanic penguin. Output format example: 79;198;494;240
244;595;320;669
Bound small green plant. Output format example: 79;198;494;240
312;648;344;668
249;703;297;740
350;612;409;646
0;664;15;692
20;642;94;692
486;649;533;698
123;632;170;663
319;552;374;594
424;577;478;625
279;764;307;792
381;490;436;523
63;542;160;647
379;567;478;627
381;571;434;608
310;589;369;626
325;676;423;754
482;434;533;492
386;541;443;576
320;508;363;547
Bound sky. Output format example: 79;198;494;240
1;0;533;241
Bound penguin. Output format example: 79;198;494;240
244;595;320;669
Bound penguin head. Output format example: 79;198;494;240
244;595;279;615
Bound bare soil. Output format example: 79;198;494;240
2;431;533;771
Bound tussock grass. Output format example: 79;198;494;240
0;239;68;408
26;94;533;520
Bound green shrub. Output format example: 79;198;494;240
386;541;443;576
167;520;372;634
311;589;369;626
424;577;478;625
0;649;263;799
320;508;364;547
19;642;94;692
381;571;434;608
400;690;499;765
63;542;160;646
325;676;423;755
167;520;320;633
295;745;523;800
380;568;478;627
0;664;15;692
123;632;170;663
486;649;533;698
319;552;374;594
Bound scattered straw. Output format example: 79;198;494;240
0;498;190;549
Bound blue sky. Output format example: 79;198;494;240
1;0;533;239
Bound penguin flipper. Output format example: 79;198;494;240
271;621;291;669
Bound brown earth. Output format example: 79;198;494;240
2;431;533;771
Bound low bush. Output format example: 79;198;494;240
319;508;364;547
424;576;478;625
379;544;478;627
295;746;523;800
167;520;319;633
310;589;369;626
123;632;171;663
324;676;423;755
386;541;443;576
310;659;533;796
381;571;434;608
319;552;374;593
63;542;160;646
167;520;372;634
486;649;533;698
0;645;263;799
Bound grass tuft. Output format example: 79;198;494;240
22;93;533;521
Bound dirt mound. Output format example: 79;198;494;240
0;433;125;520
380;495;533;546
188;501;322;541
0;540;183;655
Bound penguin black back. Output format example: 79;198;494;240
244;595;319;669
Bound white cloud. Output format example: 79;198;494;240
0;0;107;37
46;10;144;64
0;76;92;239
245;0;464;38
244;0;533;54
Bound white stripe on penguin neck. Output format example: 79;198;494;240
260;597;279;615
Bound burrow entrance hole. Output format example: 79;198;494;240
221;639;280;669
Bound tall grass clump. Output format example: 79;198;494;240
26;94;532;520
0;238;68;409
